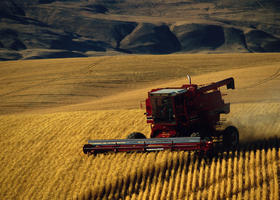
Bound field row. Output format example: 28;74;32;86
78;147;280;200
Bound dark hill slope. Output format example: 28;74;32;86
0;0;280;60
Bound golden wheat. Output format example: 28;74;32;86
0;104;279;200
1;52;280;199
1;53;280;114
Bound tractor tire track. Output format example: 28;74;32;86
85;57;110;73
0;57;111;97
240;67;280;90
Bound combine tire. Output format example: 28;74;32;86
223;126;239;149
127;132;146;139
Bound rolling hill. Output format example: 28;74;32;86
1;53;280;114
1;0;280;60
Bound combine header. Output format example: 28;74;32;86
83;137;213;155
83;76;238;155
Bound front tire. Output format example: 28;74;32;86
223;126;239;149
127;132;146;139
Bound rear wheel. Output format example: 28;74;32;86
127;132;146;139
223;126;239;149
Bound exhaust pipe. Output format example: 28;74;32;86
187;75;191;84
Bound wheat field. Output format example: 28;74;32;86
0;104;279;200
0;54;280;199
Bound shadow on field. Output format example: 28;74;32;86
77;137;280;200
239;136;280;151
208;136;280;160
77;152;192;200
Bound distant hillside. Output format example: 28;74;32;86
0;0;280;60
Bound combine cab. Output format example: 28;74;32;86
83;76;238;155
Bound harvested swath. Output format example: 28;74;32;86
1;53;280;115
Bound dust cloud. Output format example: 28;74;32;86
226;103;280;142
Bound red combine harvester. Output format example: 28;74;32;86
83;76;238;155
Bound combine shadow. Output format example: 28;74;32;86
76;152;193;200
239;136;280;151
208;136;280;161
